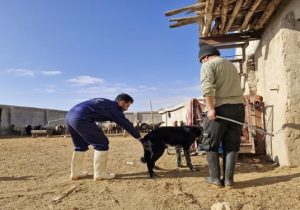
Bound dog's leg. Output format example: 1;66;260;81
148;147;165;179
147;161;158;178
142;151;158;178
175;145;183;168
183;149;199;172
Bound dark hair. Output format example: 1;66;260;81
115;93;134;103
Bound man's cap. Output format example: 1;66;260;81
198;44;220;62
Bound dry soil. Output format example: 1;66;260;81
0;135;300;210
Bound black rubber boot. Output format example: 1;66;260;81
221;153;226;186
206;152;222;188
224;151;238;188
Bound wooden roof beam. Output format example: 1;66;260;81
169;16;199;22
214;42;248;49
224;0;243;33
170;19;198;28
253;0;282;30
242;0;252;6
211;18;221;36
169;15;200;22
202;0;215;36
195;2;268;17
165;2;205;17
169;15;201;28
229;58;243;63
219;0;229;34
240;0;263;31
199;31;261;45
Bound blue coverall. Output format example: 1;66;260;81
66;98;141;151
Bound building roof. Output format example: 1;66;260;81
165;0;284;46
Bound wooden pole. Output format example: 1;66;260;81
211;17;221;36
202;0;215;36
170;19;199;28
253;0;282;30
224;0;243;33
240;0;263;31
219;0;229;34
165;2;205;17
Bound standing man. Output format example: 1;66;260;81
199;44;245;188
66;93;143;181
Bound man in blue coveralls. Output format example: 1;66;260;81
66;93;143;181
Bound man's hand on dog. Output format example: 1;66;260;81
139;138;152;151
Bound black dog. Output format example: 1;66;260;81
140;126;203;178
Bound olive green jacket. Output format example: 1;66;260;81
201;57;244;109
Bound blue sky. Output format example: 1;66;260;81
0;0;233;112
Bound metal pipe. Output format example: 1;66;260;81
200;113;273;137
215;115;274;137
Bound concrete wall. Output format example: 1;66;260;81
0;104;162;135
243;0;300;166
0;105;67;135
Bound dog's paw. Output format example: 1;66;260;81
150;173;159;179
190;166;200;172
153;165;161;170
176;163;184;168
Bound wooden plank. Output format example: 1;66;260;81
170;19;198;28
198;18;205;46
229;58;243;63
165;2;205;17
224;0;243;33
202;0;215;36
199;31;261;45
169;16;199;22
211;18;221;36
219;0;229;34
214;42;247;49
253;0;282;30
195;2;268;18
240;0;263;31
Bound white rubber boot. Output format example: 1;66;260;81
70;151;88;180
94;150;116;180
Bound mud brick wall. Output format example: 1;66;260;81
243;0;300;166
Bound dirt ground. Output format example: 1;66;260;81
0;135;300;210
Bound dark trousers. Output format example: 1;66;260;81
66;113;109;152
202;104;245;152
